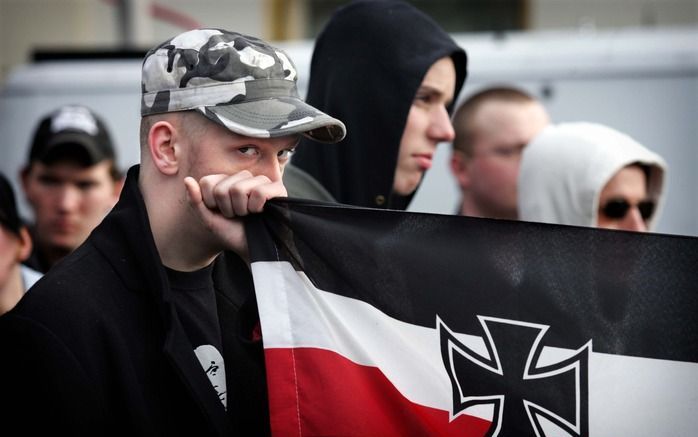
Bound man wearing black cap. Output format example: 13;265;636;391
0;29;345;435
20;104;123;272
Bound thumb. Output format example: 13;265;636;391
184;176;203;206
184;175;223;230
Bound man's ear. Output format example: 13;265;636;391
19;166;37;205
449;150;472;188
19;166;31;193
110;176;125;205
16;227;32;262
148;120;181;176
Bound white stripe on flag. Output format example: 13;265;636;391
252;260;491;419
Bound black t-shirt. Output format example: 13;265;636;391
167;264;228;409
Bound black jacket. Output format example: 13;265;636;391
286;0;467;210
0;165;269;436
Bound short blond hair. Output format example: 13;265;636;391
452;87;537;155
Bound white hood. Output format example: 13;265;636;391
518;122;667;230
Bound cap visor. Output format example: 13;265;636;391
42;133;106;165
202;97;346;144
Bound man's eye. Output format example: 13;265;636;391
238;147;257;156
37;175;60;186
278;148;296;159
76;181;98;190
493;146;524;158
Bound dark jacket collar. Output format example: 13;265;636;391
91;165;234;436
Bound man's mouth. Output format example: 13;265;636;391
414;154;433;170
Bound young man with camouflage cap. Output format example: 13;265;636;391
0;28;345;435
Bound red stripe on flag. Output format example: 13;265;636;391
265;347;492;436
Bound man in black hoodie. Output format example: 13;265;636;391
284;0;468;210
0;28;345;435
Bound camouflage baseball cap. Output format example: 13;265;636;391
141;28;346;143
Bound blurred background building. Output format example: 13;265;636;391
0;0;697;235
1;0;696;83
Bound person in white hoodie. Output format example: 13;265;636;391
518;122;667;232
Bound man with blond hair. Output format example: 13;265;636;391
450;86;550;219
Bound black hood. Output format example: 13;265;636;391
289;0;467;210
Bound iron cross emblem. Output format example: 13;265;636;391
439;316;591;437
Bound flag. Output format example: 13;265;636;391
245;199;698;437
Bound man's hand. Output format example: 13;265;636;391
184;171;287;259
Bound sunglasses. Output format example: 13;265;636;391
600;198;656;221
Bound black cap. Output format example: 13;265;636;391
28;105;116;166
0;173;22;236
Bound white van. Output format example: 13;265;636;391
1;27;696;236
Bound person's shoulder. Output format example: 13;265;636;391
21;264;43;291
11;240;122;322
283;163;336;202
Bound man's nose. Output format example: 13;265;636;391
258;158;283;183
429;105;455;143
55;185;81;211
622;206;648;232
